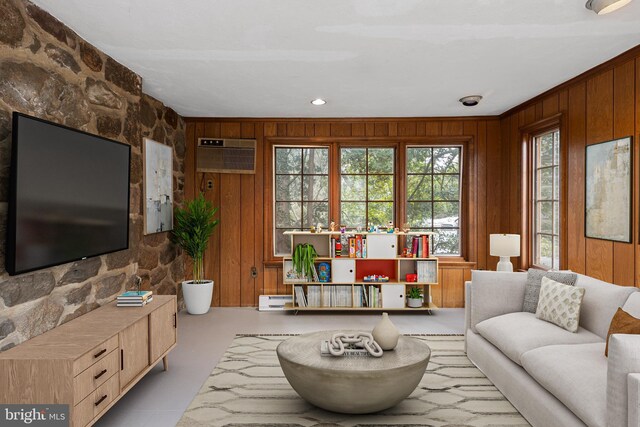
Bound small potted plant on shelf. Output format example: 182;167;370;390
292;243;318;282
407;286;424;308
171;193;219;315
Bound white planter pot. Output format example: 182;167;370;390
407;298;423;308
182;280;214;315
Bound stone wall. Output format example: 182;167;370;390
138;94;186;299
0;0;185;351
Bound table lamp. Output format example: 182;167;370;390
490;234;520;272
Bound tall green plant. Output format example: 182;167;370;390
292;243;317;281
171;193;219;284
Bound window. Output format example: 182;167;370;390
273;147;329;255
340;147;395;228
406;147;462;255
532;130;560;269
271;142;467;258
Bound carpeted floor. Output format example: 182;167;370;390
178;334;529;427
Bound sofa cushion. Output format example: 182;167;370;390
475;312;603;365
576;274;637;339
469;270;527;333
523;268;577;313
521;343;607;427
622;292;640;318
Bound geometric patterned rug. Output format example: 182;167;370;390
177;334;530;427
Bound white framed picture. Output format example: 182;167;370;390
585;136;632;243
144;138;173;234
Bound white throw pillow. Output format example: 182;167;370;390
535;276;585;333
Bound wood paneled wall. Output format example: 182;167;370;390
500;45;640;286
184;118;501;306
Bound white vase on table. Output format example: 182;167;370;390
372;312;400;350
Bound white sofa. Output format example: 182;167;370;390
465;271;640;427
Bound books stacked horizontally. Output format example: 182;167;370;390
117;291;153;307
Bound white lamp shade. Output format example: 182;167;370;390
490;234;520;257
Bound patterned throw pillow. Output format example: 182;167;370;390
523;269;578;313
535;277;585;333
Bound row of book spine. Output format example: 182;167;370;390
410;235;430;258
294;285;382;308
330;235;368;258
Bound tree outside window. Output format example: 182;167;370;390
406;146;461;255
340;148;395;228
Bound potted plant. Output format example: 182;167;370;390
171;193;219;314
292;243;318;281
407;286;424;308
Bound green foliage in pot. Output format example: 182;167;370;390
292;243;317;281
407;286;423;300
171;193;219;284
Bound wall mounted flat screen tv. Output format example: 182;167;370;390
6;113;131;275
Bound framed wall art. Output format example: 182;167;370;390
585;136;632;243
144;138;173;234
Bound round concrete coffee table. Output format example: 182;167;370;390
276;330;430;414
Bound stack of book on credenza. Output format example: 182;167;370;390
117;290;153;307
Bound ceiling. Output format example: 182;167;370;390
32;0;640;118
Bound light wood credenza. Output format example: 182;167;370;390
0;295;177;427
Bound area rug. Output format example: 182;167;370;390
178;334;529;427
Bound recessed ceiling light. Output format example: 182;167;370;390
311;98;326;106
586;0;632;14
459;95;482;107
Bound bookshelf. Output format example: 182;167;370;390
283;231;438;312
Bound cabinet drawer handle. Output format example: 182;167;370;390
95;395;108;406
93;349;107;358
94;369;107;380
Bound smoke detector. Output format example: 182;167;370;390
459;95;483;107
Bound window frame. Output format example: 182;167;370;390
532;130;560;270
265;136;473;264
339;146;397;229
405;145;464;256
272;144;331;257
521;114;566;271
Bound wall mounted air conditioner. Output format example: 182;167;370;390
197;138;256;174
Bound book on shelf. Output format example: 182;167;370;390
422;235;429;258
327;285;352;307
409;235;430;258
349;237;356;258
355;235;362;258
294;286;307;307
307;286;321;307
367;286;381;308
330;237;336;258
362;235;367;258
323;287;332;307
